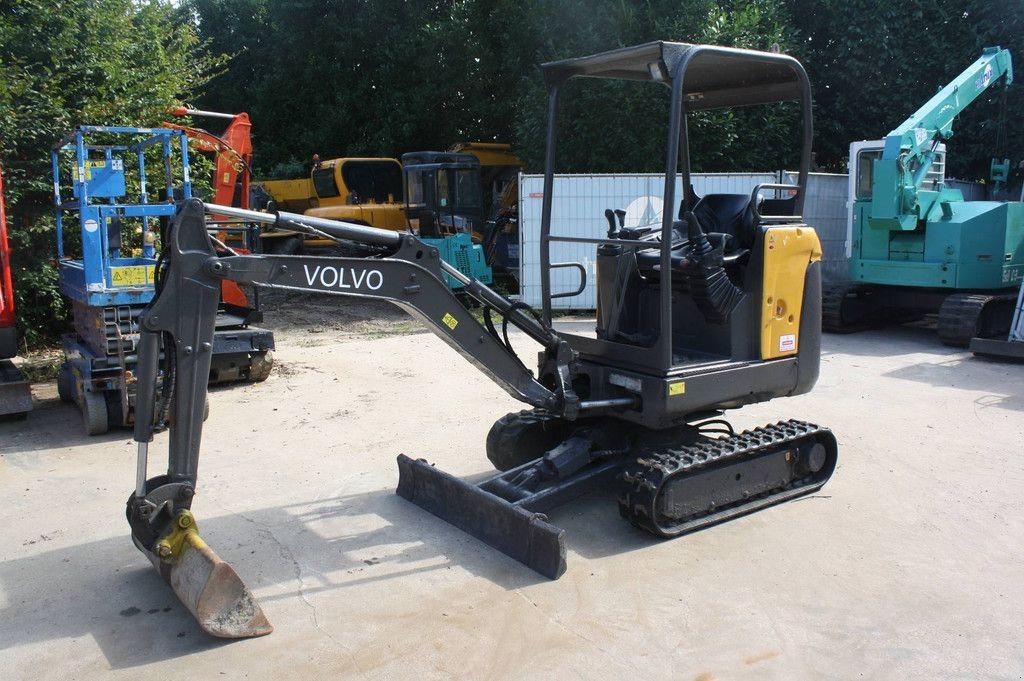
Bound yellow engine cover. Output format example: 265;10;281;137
760;226;822;359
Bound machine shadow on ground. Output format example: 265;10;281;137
0;395;127;455
822;326;1023;411
822;323;954;358
0;531;231;668
882;357;1024;411
0;474;674;669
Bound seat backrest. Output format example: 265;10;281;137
691;194;756;249
759;196;796;217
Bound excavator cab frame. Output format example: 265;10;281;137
401;151;485;238
401;151;492;289
534;42;817;425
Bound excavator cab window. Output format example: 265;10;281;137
406;170;427;207
437;169;451;208
341;160;404;204
436;168;481;210
454;169;481;209
855;150;882;200
312;168;340;199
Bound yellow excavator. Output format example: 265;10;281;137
256;156;407;253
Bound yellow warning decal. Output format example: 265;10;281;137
442;312;459;330
72;160;110;182
110;265;155;287
668;381;686;397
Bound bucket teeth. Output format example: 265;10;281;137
147;510;272;638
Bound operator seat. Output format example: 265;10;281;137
690;193;757;250
632;193;757;277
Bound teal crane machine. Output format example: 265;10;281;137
123;42;838;638
825;48;1024;344
52;125;274;435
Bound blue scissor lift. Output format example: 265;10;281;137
53;126;274;434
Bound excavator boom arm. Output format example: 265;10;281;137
134;199;578;456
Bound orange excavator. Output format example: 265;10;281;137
0;165;33;417
165;107;259;312
167;107;253;210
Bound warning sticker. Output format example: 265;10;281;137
667;381;686;397
779;333;797;352
110;265;155;287
442;312;459;330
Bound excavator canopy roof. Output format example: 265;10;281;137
540;41;808;110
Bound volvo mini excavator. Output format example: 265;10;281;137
126;42;838;638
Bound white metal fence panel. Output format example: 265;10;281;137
516;170;1000;307
519;172;777;309
784;171;849;282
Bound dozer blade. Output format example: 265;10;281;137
146;511;272;638
396;455;567;579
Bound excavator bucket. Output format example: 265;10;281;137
145;511;272;638
396;455;567;579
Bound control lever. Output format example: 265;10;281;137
604;209;618;238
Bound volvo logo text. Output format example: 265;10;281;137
303;264;384;291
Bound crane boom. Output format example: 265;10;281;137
870;47;1013;231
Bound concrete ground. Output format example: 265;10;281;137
1;309;1022;680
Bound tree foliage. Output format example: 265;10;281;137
188;0;804;174
0;0;223;344
2;0;1023;343
184;0;1023;181
784;0;1024;179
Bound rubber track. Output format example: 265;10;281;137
617;419;833;537
821;281;867;332
937;292;1015;347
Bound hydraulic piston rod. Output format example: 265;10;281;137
201;203;560;348
203;202;401;247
